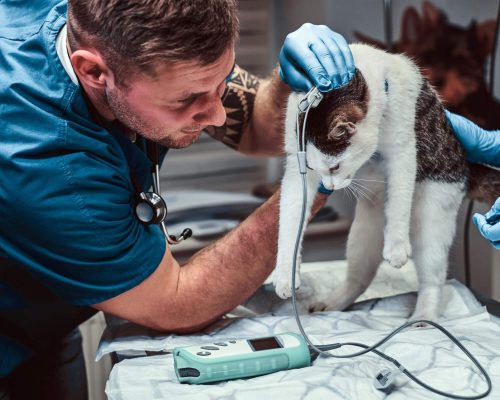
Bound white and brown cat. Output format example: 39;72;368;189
272;43;500;322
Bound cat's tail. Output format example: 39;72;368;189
467;163;500;204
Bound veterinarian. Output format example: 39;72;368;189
0;1;355;398
447;112;500;249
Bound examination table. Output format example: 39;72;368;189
98;260;500;399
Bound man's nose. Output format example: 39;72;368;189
193;96;227;127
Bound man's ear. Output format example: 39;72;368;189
328;121;356;140
70;50;114;89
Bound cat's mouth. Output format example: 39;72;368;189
322;177;352;191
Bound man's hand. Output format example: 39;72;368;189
446;111;500;248
279;23;355;93
446;110;500;167
473;198;500;249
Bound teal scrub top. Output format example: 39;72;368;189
0;0;166;376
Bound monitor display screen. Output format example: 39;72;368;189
248;337;282;352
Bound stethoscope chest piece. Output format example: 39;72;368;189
131;140;192;245
135;191;167;225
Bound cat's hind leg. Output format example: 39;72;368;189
410;181;465;323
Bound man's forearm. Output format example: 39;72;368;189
173;191;327;331
205;66;291;156
239;68;291;156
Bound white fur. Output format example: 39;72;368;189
272;44;466;321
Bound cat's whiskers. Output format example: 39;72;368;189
344;187;354;201
347;184;367;204
351;178;387;184
351;181;375;195
344;185;357;202
351;185;370;203
350;182;376;206
349;184;366;203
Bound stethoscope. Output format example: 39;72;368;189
131;139;193;245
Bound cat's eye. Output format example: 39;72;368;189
329;164;340;173
434;78;445;88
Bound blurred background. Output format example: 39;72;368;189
81;1;500;399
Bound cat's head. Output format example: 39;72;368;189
304;70;377;191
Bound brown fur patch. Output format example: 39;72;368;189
414;80;468;183
414;81;500;203
303;70;369;156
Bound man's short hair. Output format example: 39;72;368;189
67;0;239;86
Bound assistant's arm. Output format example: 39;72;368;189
446;110;500;167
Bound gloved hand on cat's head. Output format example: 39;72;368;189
279;23;355;93
473;197;500;249
445;110;500;168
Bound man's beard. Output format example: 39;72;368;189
106;87;202;149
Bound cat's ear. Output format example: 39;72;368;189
422;1;446;30
328;121;356;140
401;7;422;47
353;31;388;50
473;20;497;58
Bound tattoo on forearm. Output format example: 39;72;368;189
205;65;261;150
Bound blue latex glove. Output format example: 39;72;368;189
446;110;500;167
279;23;355;93
473;198;500;249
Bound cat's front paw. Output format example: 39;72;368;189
383;239;412;268
272;265;301;299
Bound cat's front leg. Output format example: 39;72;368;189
381;138;416;268
273;155;320;299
